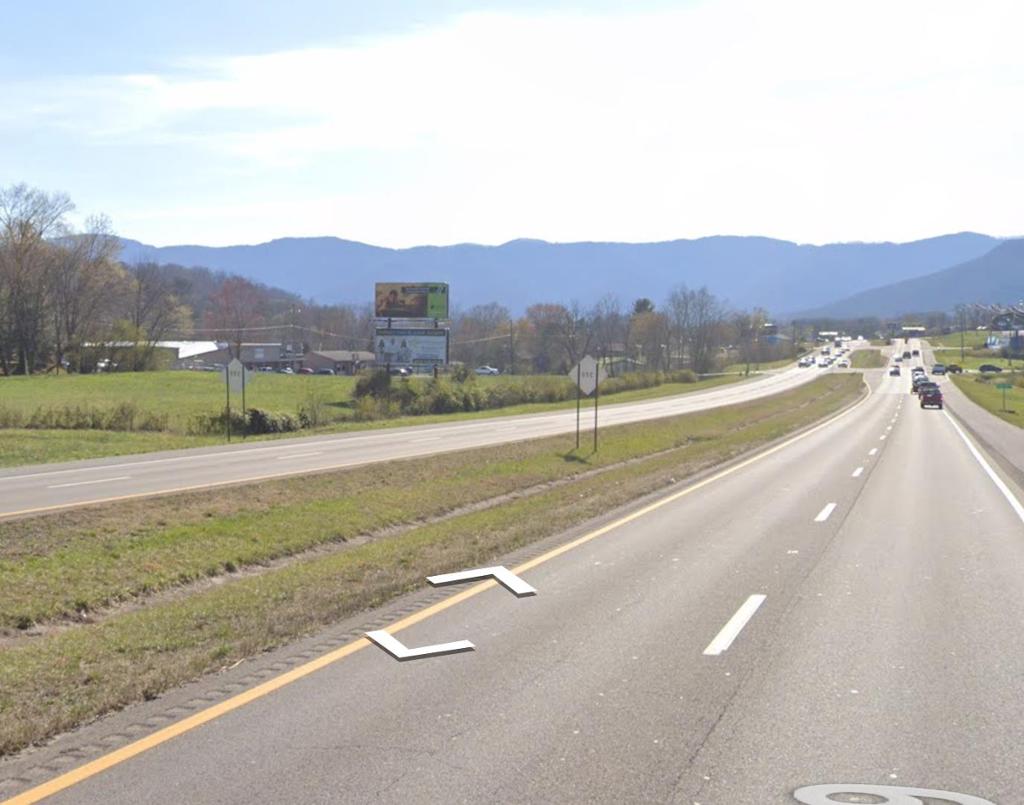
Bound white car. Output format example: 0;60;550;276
474;365;500;376
837;358;850;368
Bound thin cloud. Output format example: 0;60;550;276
2;0;1021;246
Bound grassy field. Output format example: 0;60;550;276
0;373;863;755
927;330;992;349
0;372;741;468
950;373;1023;427
850;349;886;368
927;352;1018;372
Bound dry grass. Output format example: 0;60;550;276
0;374;863;755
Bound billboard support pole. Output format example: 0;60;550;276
241;368;247;438
576;363;581;450
593;368;599;453
225;372;231;443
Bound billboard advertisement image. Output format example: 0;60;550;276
375;283;449;319
375;328;449;366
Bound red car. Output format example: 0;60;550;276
920;386;943;409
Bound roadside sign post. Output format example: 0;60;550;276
223;358;252;442
575;363;582;449
996;382;1012;411
568;355;607;453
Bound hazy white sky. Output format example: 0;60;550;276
2;0;1021;247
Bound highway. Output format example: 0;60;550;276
0;363;822;519
4;340;1022;804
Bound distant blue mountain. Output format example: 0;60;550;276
119;232;1002;315
795;238;1024;318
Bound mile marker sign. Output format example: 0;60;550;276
569;355;606;397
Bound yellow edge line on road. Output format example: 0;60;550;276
2;380;871;805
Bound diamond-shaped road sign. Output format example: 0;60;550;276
569;354;607;396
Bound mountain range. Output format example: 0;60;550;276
798;238;1024;319
119;232;1020;318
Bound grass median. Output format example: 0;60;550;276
849;349;886;369
950;373;1023;427
0;373;863;756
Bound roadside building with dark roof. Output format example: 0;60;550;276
302;350;375;375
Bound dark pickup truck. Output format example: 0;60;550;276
920;386;943;409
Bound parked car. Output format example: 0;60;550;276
277;367;294;374
920;386;943;409
298;367;314;375
932;364;946;374
388;366;411;376
946;364;963;374
978;364;1003;373
474;365;501;376
315;368;335;375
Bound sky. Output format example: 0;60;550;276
1;0;1021;248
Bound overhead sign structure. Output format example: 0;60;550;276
375;282;449;320
568;355;608;451
375;328;449;367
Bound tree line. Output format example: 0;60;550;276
0;184;376;374
452;294;789;376
1;183;797;376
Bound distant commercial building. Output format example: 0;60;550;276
303;350;375;375
184;343;304;371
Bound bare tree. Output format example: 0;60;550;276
49;215;124;372
117;262;191;370
0;184;74;373
665;286;693;370
589;295;626;373
206;276;269;358
688;287;729;373
451;303;512;370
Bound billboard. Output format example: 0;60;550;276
375;282;449;320
375;328;449;366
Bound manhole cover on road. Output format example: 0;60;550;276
793;783;997;804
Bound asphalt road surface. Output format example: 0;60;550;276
0;363;823;519
4;340;1023;804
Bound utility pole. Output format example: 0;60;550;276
508;321;515;375
959;306;966;363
